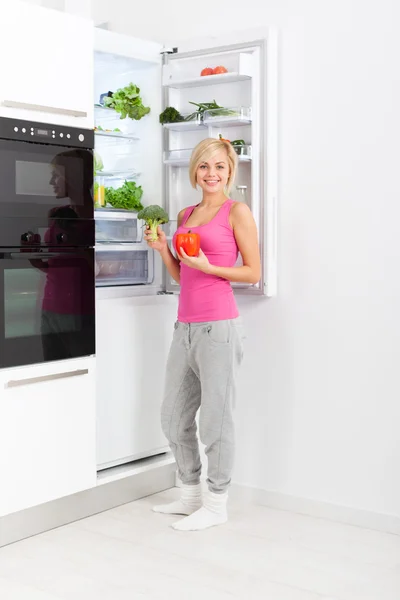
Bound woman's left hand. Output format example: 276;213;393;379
178;248;213;274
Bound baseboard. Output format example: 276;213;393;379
0;454;176;548
229;483;400;536
175;472;400;536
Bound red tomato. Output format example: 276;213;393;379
200;67;214;76
213;65;228;74
175;231;201;257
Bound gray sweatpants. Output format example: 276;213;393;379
161;318;245;494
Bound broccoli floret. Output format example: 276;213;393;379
137;205;169;242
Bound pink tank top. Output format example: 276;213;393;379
172;198;239;323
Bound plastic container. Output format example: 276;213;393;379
163;149;192;166
95;209;141;243
232;144;252;161
232;185;248;204
203;106;252;126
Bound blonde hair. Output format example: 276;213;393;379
189;138;238;193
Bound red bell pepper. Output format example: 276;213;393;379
175;230;200;257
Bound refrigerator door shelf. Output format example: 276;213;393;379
163;145;252;166
163;148;192;166
162;52;254;89
163;71;251;90
203;106;252;127
233;144;252;161
162;113;205;131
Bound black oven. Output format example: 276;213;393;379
0;116;95;369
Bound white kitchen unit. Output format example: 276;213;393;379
0;357;96;517
0;1;93;128
94;28;278;469
96;293;177;469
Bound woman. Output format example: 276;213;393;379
145;138;260;531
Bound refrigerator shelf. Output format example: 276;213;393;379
232;144;252;160
162;113;205;131
163;148;192;166
94;130;139;144
94;104;121;120
203;106;252;126
95;208;140;219
95;169;141;180
95;212;142;244
162;52;254;89
163;145;252;166
163;72;252;90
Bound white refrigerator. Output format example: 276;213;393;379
94;27;278;470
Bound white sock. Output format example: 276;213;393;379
152;484;202;516
172;490;228;531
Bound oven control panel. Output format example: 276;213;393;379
0;116;94;149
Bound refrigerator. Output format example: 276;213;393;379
93;27;278;470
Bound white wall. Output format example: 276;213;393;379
93;0;400;519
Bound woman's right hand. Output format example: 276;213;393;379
144;226;168;253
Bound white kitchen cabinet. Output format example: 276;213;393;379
95;294;176;469
0;1;93;128
0;357;96;517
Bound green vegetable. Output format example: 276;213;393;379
231;139;245;146
186;100;237;121
159;101;237;125
159;107;185;124
94;151;104;174
104;180;144;211
137;205;169;242
104;83;150;121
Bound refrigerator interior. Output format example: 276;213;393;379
93;50;163;292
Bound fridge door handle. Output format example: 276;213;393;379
2;100;87;118
5;369;89;389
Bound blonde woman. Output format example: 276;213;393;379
145;138;260;531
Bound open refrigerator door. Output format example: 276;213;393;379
161;29;278;297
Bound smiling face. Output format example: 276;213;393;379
196;149;230;195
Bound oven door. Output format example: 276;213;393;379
0;138;93;220
0;248;95;369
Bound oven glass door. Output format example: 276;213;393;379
0;139;93;219
0;248;95;369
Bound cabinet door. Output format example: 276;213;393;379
0;2;93;128
0;357;96;517
96;295;176;469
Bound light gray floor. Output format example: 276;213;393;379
0;488;399;599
